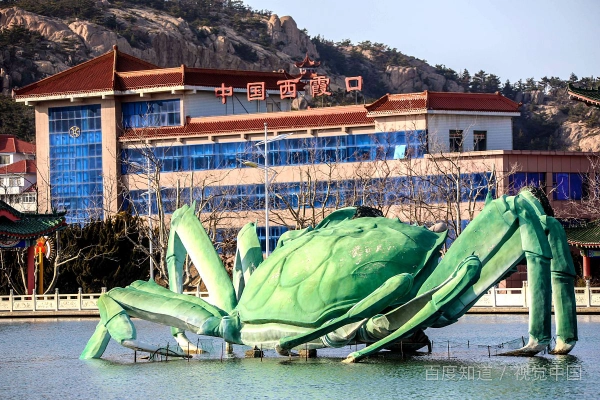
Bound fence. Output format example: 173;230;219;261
0;289;211;313
472;281;600;308
0;284;598;314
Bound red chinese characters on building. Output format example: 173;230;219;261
277;77;301;99
215;83;233;104
345;76;363;92
309;76;331;97
247;82;266;101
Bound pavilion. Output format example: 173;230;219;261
567;83;600;108
0;200;66;294
566;83;600;281
565;220;600;281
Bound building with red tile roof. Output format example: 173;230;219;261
0;134;35;154
365;91;521;115
13;47;595;260
0;135;36;213
14;45;297;103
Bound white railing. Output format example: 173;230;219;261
0;289;211;313
0;285;597;313
473;282;600;308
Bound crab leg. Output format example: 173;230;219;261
343;255;481;363
80;281;227;359
500;193;577;356
80;293;189;359
232;222;264;302
546;217;578;354
497;194;553;355
276;273;414;353
167;203;238;351
167;203;236;312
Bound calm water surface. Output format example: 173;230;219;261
0;314;597;399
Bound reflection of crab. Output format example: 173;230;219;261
82;189;578;363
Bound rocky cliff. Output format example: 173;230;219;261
0;5;320;92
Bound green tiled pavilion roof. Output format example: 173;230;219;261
567;84;600;108
0;200;66;240
565;220;600;248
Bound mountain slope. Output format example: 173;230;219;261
1;0;598;150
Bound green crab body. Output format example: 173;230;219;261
237;218;445;326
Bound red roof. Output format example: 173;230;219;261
15;47;296;98
0;135;35;154
114;68;183;90
0;160;36;175
120;105;373;140
366;91;520;115
185;67;295;90
294;53;321;69
14;47;157;98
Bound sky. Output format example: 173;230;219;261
246;0;599;83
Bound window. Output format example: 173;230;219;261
509;172;546;195
553;173;588;200
0;155;10;165
122;100;181;128
22;193;36;203
267;101;281;112
9;177;22;187
48;104;103;223
449;130;463;152
121;130;427;175
473;130;487;151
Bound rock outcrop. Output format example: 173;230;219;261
0;6;316;89
384;64;463;94
267;15;318;59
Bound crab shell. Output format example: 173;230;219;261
236;217;447;327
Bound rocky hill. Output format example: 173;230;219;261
0;0;598;150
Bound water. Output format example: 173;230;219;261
0;314;598;399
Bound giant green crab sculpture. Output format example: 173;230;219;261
81;188;577;363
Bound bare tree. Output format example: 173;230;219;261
563;154;600;220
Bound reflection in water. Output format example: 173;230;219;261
0;315;597;399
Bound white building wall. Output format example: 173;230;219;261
374;115;427;133
183;91;291;119
426;113;514;152
0;172;36;194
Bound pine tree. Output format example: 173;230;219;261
471;70;487;93
569;73;578;83
502;79;514;99
485;74;501;93
460;69;471;91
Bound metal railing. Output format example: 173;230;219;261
0;285;598;313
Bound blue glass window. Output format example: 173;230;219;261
509;172;546;195
121;130;427;175
49;105;103;223
122;99;181;128
553;173;588;200
124;172;491;218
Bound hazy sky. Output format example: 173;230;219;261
247;0;599;83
